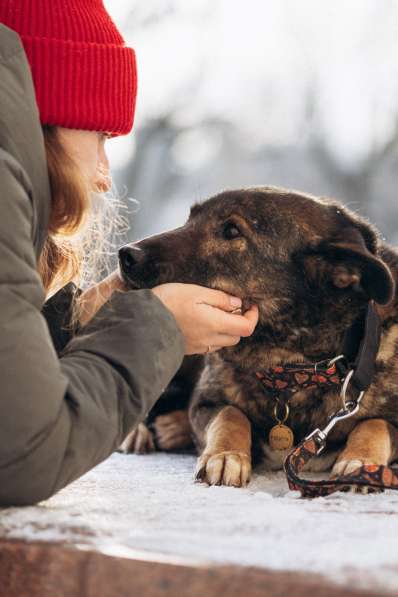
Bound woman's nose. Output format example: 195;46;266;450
94;144;111;192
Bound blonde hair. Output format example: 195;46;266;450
39;125;126;298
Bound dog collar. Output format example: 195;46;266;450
255;300;381;397
255;359;342;395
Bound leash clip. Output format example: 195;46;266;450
340;369;365;409
304;428;327;455
304;372;365;455
304;402;360;457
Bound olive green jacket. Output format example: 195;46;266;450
0;25;185;506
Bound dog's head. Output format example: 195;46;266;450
119;187;395;361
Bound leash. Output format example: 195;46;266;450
283;301;398;497
284;400;398;498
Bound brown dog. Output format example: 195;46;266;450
119;186;398;487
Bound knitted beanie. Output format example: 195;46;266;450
0;0;137;135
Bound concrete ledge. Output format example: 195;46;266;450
2;454;398;594
0;539;382;597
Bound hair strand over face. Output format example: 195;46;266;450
39;125;128;301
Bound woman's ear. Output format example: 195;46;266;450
304;228;395;305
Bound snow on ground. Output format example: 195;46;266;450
1;453;398;594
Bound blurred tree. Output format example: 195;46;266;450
109;0;398;244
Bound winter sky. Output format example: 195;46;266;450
104;1;398;175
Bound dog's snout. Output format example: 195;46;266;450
119;246;143;272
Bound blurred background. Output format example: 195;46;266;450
104;0;398;245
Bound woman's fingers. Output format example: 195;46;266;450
151;283;259;355
242;304;259;331
195;287;242;312
212;335;241;348
195;287;259;336
197;337;240;355
209;304;259;338
200;306;259;353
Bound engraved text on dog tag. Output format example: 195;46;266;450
269;424;294;451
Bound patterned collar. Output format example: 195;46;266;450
255;301;381;398
255;358;345;397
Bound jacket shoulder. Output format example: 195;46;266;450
0;24;25;62
0;24;51;258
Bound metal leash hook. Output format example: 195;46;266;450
304;369;365;456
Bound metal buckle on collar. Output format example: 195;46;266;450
314;354;345;374
327;354;345;368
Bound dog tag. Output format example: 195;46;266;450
269;424;294;451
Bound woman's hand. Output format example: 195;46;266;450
79;275;259;356
152;283;259;355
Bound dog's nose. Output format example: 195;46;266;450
119;246;143;272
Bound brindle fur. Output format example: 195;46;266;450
119;187;398;487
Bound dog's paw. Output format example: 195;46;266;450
119;423;155;455
195;450;251;487
331;458;383;494
332;458;365;477
153;410;193;451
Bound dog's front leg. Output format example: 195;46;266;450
332;418;398;478
194;405;252;487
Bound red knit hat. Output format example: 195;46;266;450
0;0;137;135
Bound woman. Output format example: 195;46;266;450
0;1;258;506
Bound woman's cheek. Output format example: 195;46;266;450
58;128;98;182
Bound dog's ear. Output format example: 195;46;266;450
304;227;395;305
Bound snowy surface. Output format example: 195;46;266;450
1;453;398;593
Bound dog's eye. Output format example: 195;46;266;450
223;222;242;240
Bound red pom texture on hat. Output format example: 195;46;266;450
0;0;137;135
